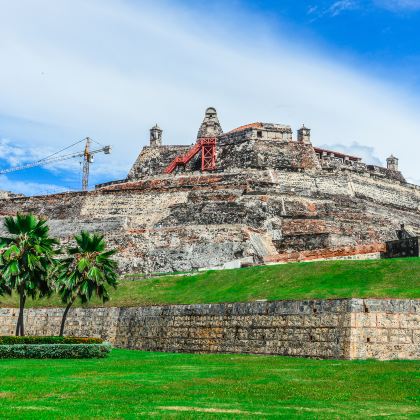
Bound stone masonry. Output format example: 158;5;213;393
0;299;418;360
0;190;22;199
0;107;419;274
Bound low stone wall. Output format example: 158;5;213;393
0;299;418;360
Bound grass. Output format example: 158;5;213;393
0;349;418;419
0;258;419;308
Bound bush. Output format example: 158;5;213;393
0;343;112;359
0;336;103;345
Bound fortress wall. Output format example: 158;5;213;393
349;299;420;359
119;225;249;273
0;170;419;274
217;140;321;172
128;145;191;179
128;139;322;180
114;300;351;358
0;299;417;360
0;307;119;341
350;175;419;210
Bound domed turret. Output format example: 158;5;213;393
387;154;398;171
150;124;163;147
197;107;223;139
297;124;311;144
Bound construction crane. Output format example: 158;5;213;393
0;137;111;192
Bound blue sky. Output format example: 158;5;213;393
0;0;420;195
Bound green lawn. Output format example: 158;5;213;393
0;258;419;308
0;349;418;419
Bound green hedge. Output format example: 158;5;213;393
0;336;103;345
0;343;112;359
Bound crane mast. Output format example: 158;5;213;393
82;137;92;192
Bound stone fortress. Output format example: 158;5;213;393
1;108;419;360
0;108;419;274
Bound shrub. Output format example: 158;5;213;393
0;336;103;345
0;343;112;359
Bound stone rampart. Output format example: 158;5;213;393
0;299;418;360
1;169;419;274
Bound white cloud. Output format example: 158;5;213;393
0;0;418;195
0;137;62;168
318;142;383;166
374;0;420;10
329;1;358;16
0;175;67;196
307;1;358;18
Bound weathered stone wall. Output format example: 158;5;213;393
349;299;419;360
0;299;418;360
127;129;403;183
0;191;23;199
127;139;321;180
1;169;419;274
0;307;119;341
127;145;192;179
217;139;321;172
114;300;351;358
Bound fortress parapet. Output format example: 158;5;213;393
219;122;293;142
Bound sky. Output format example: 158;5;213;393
0;0;419;195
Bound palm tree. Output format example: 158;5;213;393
57;231;118;336
0;214;58;335
0;279;11;299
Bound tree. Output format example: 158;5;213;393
57;231;118;336
0;277;11;299
0;214;58;336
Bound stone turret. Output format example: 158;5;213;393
297;125;311;144
197;107;223;139
387;155;399;171
150;124;163;147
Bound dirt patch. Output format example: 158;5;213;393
0;392;13;399
158;406;265;415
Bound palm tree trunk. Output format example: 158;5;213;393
15;293;26;336
15;311;20;336
59;299;75;337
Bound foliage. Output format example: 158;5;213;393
0;336;103;345
0;214;59;335
0;342;111;359
56;231;118;335
0;349;418;418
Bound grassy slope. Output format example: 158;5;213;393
0;258;419;308
0;349;418;419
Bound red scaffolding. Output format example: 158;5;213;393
164;137;217;174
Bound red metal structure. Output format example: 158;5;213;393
164;137;217;174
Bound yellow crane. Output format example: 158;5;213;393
0;137;111;192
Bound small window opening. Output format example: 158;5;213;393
364;306;369;313
313;308;317;314
366;337;370;343
257;130;263;138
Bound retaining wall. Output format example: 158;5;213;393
0;299;418;360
